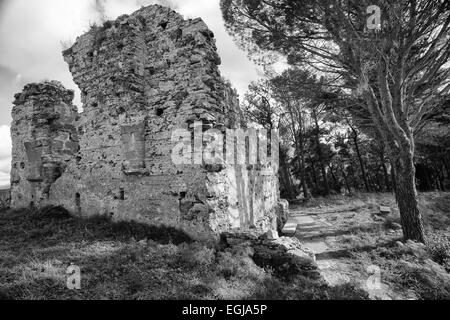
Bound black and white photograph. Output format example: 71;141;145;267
0;0;449;306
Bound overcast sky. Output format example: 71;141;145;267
0;0;261;187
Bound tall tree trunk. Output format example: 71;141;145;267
280;152;296;199
429;164;440;191
287;105;310;200
298;115;311;200
309;156;319;191
319;158;330;195
438;172;445;192
438;164;446;192
391;166;397;193
444;157;450;179
348;164;359;191
329;165;340;193
294;151;310;199
381;160;391;192
361;51;426;243
340;167;351;193
300;153;310;199
351;130;370;192
297;125;310;200
441;163;446;191
390;150;426;243
373;170;383;192
313;111;330;195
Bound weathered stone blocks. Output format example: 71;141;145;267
9;5;282;240
10;81;79;208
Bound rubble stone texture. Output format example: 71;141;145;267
10;5;282;240
0;189;10;210
10;81;79;209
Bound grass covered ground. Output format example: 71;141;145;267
0;192;448;300
292;192;450;300
0;206;367;300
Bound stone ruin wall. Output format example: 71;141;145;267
10;82;79;209
9;5;282;240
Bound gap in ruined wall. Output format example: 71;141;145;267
75;193;81;214
113;187;126;200
24;142;44;182
159;21;168;30
120;121;146;175
155;108;164;117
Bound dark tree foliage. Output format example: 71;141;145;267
222;0;450;242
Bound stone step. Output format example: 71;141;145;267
301;241;329;255
283;214;323;236
291;215;317;226
282;222;298;235
296;222;317;228
297;226;322;233
380;206;391;215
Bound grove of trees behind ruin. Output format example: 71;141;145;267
221;0;450;243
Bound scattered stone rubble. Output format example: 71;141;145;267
395;240;450;287
221;229;319;279
9;5;286;240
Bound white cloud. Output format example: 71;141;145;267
0;125;11;188
0;1;262;188
87;0;259;96
0;0;95;125
0;0;259;128
174;0;258;96
0;172;9;188
0;125;11;159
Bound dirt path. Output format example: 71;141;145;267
287;201;415;300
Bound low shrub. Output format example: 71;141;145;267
178;242;215;268
395;265;450;300
32;206;72;220
427;232;450;270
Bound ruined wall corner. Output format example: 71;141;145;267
10;81;79;209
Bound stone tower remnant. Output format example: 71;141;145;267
10;5;284;240
10;81;79;208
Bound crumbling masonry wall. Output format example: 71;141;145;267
10;5;281;239
10;82;79;208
